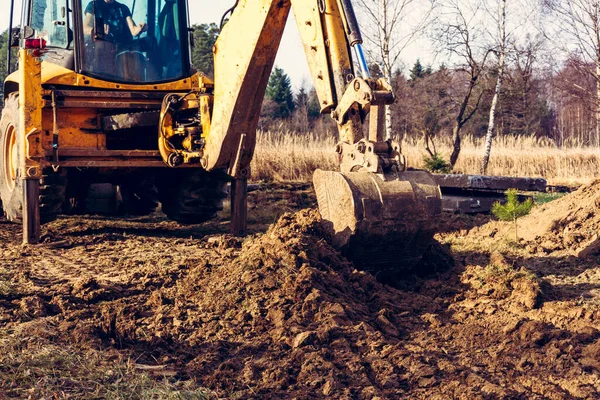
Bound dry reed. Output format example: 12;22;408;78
251;130;600;186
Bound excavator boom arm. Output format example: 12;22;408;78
199;0;441;275
203;0;374;175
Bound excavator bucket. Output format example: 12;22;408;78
313;169;442;275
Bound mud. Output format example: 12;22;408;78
1;183;600;398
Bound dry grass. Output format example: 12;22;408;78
252;131;600;186
251;130;338;182
0;332;215;399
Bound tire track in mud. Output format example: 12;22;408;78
32;251;112;286
23;232;225;293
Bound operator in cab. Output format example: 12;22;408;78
83;0;148;47
82;0;150;80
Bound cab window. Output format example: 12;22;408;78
30;0;70;48
79;0;186;84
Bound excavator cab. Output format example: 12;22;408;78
24;0;189;83
80;0;185;82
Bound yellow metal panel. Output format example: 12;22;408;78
204;0;291;172
18;49;44;178
6;62;212;97
322;0;354;104
43;68;205;91
291;1;335;111
39;61;211;91
41;62;77;85
200;95;212;138
41;108;105;150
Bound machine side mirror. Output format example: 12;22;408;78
9;27;20;47
188;29;195;48
21;26;35;40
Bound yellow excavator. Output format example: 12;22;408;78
2;0;441;271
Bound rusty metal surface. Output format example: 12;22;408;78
442;195;504;214
52;160;167;168
441;192;533;214
102;111;160;131
23;179;41;244
43;149;166;168
434;174;547;192
51;90;175;99
45;149;161;158
51;99;162;109
313;169;442;273
44;90;179;109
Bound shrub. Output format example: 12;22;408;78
423;153;452;173
491;189;534;242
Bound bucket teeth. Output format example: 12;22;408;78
313;169;442;275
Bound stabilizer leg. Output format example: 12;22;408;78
23;178;40;244
230;177;248;236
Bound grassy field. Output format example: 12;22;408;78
252;131;600;186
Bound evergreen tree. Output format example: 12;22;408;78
409;59;426;81
190;23;219;78
265;66;295;118
491;189;533;242
295;86;309;110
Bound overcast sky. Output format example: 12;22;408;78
2;0;311;89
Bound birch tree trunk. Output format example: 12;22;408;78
481;0;507;175
378;0;394;141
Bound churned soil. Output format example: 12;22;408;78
473;179;600;257
1;182;600;399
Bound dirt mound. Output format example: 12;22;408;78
2;200;600;398
476;180;600;257
69;210;440;398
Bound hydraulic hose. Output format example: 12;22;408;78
220;1;240;31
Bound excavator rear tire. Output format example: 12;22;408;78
119;178;159;216
157;169;228;224
0;94;66;224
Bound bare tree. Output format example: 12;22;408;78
357;0;436;141
542;0;600;146
481;0;507;174
433;0;493;168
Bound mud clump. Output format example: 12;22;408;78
523;180;600;257
461;252;542;311
18;295;48;318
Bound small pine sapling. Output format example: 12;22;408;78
491;189;534;242
423;153;451;173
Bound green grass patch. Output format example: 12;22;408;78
532;191;566;205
